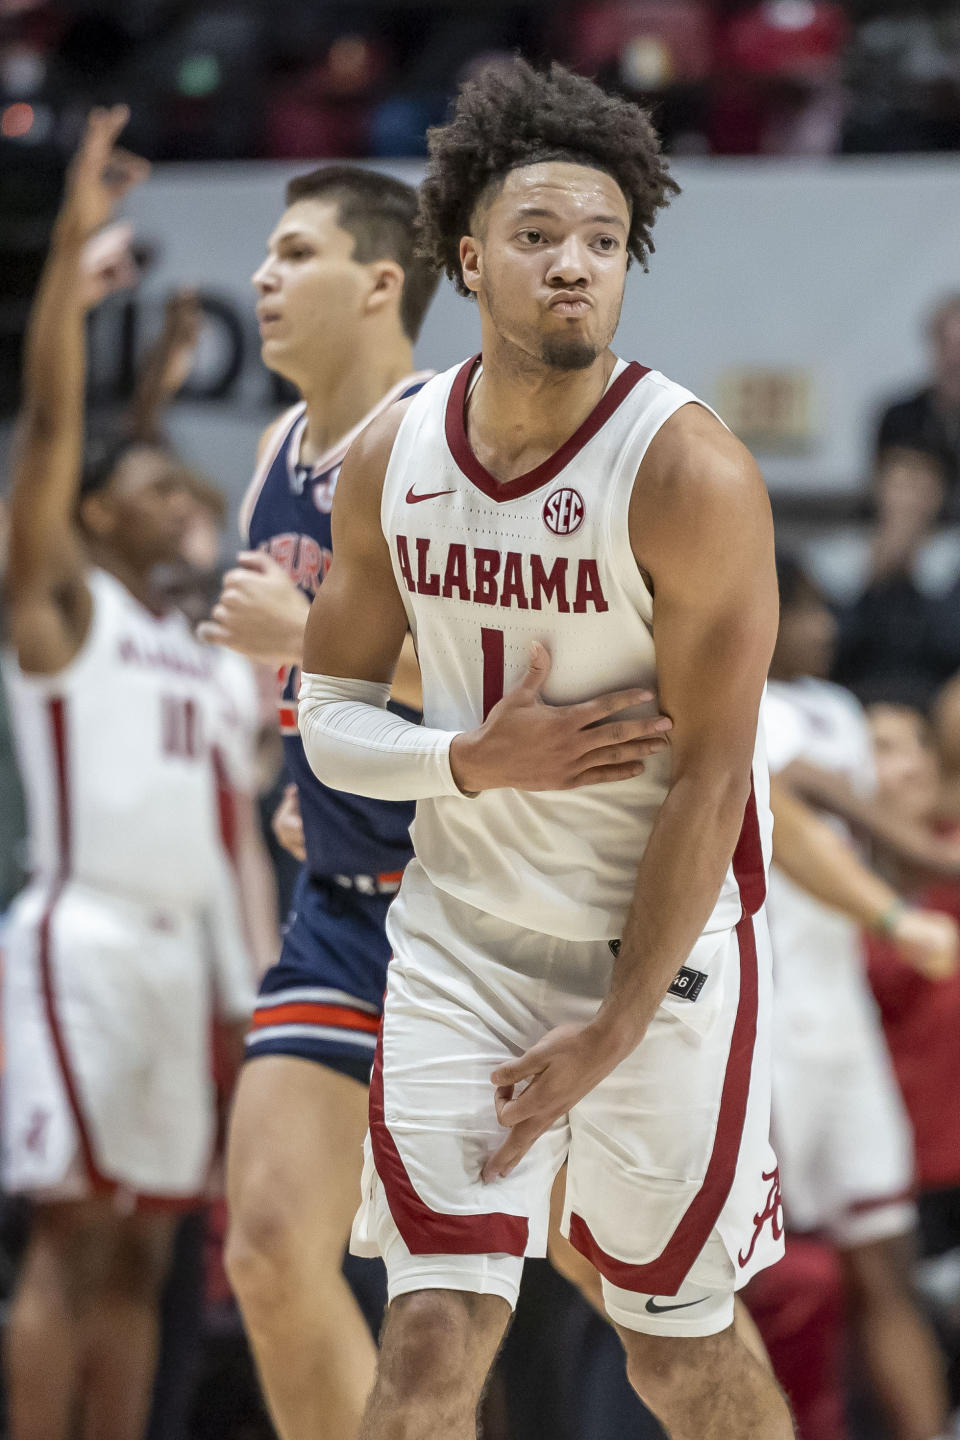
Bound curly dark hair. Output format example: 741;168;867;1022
417;59;680;299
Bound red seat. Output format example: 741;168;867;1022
562;1;714;88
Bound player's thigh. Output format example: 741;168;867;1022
227;1053;370;1254
566;919;782;1335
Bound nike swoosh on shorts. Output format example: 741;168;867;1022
644;1296;706;1314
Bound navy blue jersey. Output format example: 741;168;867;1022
242;373;433;883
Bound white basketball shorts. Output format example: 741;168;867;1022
772;992;915;1248
2;879;216;1208
351;862;784;1337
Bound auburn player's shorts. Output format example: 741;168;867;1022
772;998;915;1248
245;870;393;1084
2;880;215;1206
351;862;784;1337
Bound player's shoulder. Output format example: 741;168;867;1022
343;369;447;474
643;394;762;504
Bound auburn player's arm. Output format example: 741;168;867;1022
769;779;957;979
7;106;148;676
484;405;778;1180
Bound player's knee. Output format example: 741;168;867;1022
109;1218;174;1302
842;1233;918;1314
622;1330;719;1412
31;1204;116;1308
225;1190;305;1311
379;1292;497;1408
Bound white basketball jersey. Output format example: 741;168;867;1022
5;568;232;906
763;678;877;1039
381;356;772;941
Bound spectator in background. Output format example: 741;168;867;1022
877;295;960;500
833;445;960;708
863;702;960;1414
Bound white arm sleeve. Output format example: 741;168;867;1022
298;671;466;801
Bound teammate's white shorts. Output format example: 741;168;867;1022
351;862;783;1337
772;993;915;1248
2;879;216;1208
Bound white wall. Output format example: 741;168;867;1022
7;156;959;529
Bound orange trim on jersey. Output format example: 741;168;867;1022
250;1002;381;1034
377;870;405;886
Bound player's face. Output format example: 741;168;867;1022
92;447;194;567
252;199;369;385
462;162;630;371
869;704;940;822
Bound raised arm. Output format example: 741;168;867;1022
485;405;779;1178
770;779;957;980
6;106;148;675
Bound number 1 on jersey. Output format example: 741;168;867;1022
481;627;504;720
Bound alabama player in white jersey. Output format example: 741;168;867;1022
298;60;793;1440
3;109;254;1440
764;554;952;1440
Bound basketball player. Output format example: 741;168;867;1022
299;60;793;1440
2;108;255;1440
200;166;446;1440
765;554;951;1440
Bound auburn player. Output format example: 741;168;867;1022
201;167;435;1440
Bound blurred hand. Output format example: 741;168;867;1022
891;906;959;981
60;105;149;246
197;551;310;667
154;289;203;397
272;783;306;862
78;221;139;310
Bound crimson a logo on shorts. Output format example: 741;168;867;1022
543;487;585;536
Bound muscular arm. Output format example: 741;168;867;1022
594;406;778;1047
484;408;779;1179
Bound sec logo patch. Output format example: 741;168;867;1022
543;487;584;535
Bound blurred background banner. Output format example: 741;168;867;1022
115;156;960;505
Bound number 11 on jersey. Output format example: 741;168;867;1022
481;628;504;720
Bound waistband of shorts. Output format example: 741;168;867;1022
308;869;405;897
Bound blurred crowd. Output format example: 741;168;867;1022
4;0;960;165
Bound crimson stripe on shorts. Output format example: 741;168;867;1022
567;781;766;1294
732;778;766;917
368;1030;529;1257
39;699;114;1195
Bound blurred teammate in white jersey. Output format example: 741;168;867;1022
299;60;793;1440
2;109;254;1440
765;555;952;1440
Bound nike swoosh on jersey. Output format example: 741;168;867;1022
644;1296;707;1314
405;485;456;504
